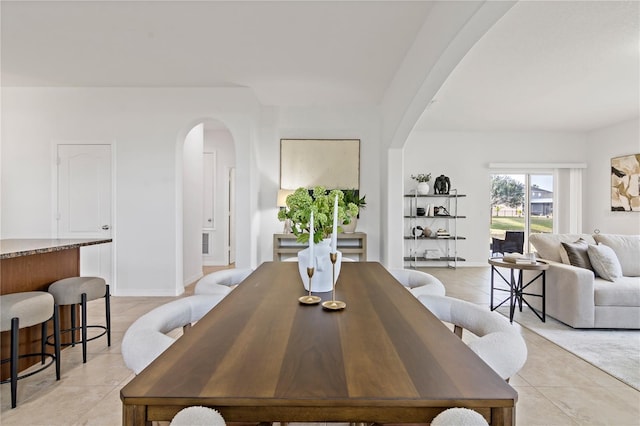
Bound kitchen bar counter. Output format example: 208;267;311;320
0;238;112;379
0;238;112;259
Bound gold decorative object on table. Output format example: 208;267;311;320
299;266;321;305
322;252;346;310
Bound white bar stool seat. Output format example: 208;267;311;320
0;291;61;408
47;276;110;363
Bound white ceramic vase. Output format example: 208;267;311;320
297;238;342;293
341;217;357;233
417;182;430;195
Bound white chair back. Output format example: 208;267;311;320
194;268;253;295
122;295;224;374
418;294;527;381
387;268;446;297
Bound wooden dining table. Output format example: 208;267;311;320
120;262;517;425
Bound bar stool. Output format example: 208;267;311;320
0;291;61;408
47;277;111;363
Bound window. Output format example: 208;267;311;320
490;173;554;256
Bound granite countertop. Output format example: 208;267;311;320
0;238;113;259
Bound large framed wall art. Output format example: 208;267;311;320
611;153;640;211
280;139;360;190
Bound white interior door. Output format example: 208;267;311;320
57;144;112;283
203;152;216;230
228;167;235;264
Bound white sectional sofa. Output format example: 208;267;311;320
528;233;640;329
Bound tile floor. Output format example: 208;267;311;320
1;266;639;425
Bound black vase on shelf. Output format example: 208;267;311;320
416;207;426;216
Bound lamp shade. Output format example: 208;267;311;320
277;189;295;207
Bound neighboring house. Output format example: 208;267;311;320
530;186;553;217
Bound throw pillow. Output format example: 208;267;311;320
593;234;640;277
561;239;594;272
587;243;623;282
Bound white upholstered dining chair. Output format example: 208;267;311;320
121;294;225;374
417;294;527;381
387;268;446;297
194;268;254;295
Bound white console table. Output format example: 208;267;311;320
273;232;367;261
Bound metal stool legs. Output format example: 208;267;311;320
55;284;111;363
3;309;60;408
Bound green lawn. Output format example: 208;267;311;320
490;216;553;234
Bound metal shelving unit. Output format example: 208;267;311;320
404;189;466;269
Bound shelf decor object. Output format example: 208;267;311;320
410;173;432;195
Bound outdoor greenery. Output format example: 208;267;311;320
491;175;524;208
490;217;553;233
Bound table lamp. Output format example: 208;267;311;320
277;189;295;233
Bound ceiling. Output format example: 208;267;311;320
415;0;640;132
2;1;638;133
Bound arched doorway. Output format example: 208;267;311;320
181;118;236;288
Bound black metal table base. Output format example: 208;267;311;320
490;265;546;323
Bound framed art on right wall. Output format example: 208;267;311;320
611;154;640;211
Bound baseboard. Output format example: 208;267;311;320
183;272;203;286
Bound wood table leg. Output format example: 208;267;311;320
122;403;148;426
490;406;515;426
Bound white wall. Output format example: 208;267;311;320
203;127;235;265
1;87;260;296
402;131;588;266
585;118;640;235
182;123;204;286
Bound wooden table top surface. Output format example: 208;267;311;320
488;257;549;271
120;262;517;423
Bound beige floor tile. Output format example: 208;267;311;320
61;353;132;387
75;385;126;426
0;385;115;425
512;385;579;425
537;385;640;425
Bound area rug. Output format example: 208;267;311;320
496;306;640;391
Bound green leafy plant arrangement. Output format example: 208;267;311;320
277;186;359;244
343;189;366;211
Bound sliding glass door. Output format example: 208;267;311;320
490;173;554;256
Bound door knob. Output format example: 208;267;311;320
101;225;110;230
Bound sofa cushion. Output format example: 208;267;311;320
593;234;640;277
561;239;594;272
529;233;595;263
588;243;623;281
594;277;640;307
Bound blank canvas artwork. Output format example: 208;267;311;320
280;139;360;190
611;154;640;212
